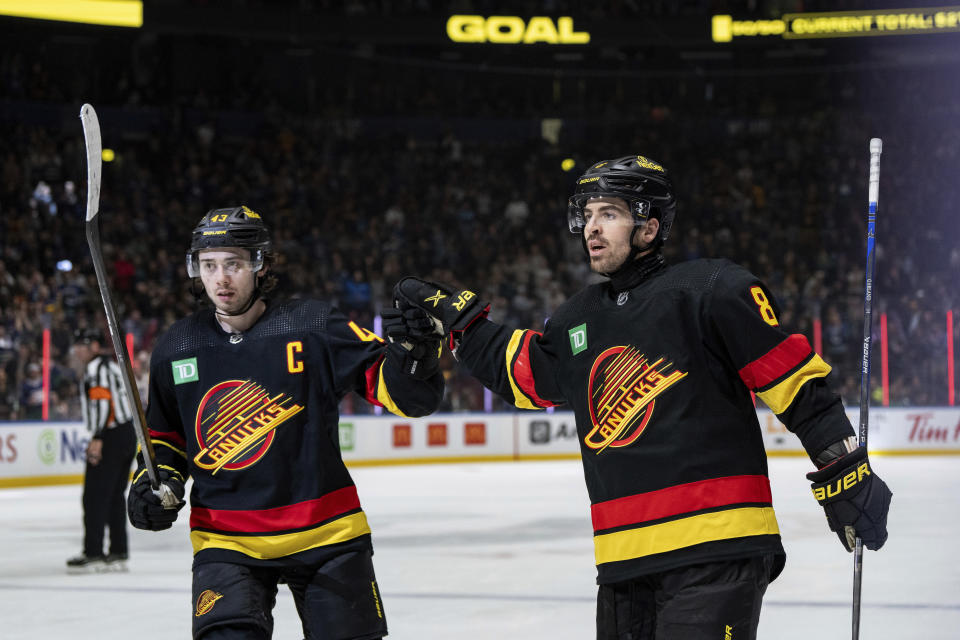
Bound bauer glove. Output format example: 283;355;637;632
381;305;443;379
806;446;892;552
393;277;489;350
127;466;186;531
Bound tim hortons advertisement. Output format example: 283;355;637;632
518;408;960;458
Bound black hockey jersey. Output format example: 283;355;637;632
144;298;443;567
457;258;855;584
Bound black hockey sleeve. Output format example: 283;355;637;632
141;351;190;483
707;263;855;460
455;317;565;409
323;309;443;418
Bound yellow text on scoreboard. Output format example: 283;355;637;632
712;7;960;42
447;15;590;45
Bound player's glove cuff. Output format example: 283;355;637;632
806;447;892;552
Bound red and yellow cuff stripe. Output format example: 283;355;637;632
149;427;187;450
362;355;410;418
505;330;556;410
591;475;779;566
738;334;831;414
142;429;188;461
189;486;371;559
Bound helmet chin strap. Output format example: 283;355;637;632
215;279;263;318
581;225;658;277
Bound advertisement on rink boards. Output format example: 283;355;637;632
338;412;517;464
0;422;90;487
2;407;960;487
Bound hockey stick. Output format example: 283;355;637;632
851;137;882;639
80;104;178;508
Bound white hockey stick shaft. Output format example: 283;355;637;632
80;104;178;508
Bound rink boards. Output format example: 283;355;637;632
1;407;959;487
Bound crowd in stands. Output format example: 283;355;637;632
1;29;958;421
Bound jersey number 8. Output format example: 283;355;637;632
750;286;779;327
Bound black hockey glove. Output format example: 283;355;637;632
127;466;186;531
381;305;443;380
806;447;892;552
394;277;489;350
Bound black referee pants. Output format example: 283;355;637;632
82;423;136;557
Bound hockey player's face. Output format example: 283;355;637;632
583;197;635;274
198;248;258;315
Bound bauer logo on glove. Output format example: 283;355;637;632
811;460;871;502
806;446;892;552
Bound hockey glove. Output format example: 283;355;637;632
806;446;892;552
381;305;443;379
127;467;186;531
393;277;489;350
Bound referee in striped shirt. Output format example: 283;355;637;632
66;328;137;573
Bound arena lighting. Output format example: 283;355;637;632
0;0;143;28
712;6;960;42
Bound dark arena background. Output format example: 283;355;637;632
1;2;959;639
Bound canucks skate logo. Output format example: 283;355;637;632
585;347;687;453
193;380;303;473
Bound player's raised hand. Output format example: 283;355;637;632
381;305;443;379
393;277;489;349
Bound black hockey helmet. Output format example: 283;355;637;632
567;155;677;244
187;206;271;277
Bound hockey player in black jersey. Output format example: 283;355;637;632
126;206;443;639
394;156;892;640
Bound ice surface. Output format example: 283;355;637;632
1;456;957;638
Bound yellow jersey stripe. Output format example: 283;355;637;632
375;360;411;418
190;511;371;559
756;353;831;414
505;329;538;410
594;506;779;565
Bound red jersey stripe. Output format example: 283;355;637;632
149;428;187;449
737;334;812;391
512;330;555;408
190;485;362;533
362;354;385;406
590;475;772;532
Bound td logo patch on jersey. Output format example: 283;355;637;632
585;347;687;452
569;323;588;355
172;357;199;384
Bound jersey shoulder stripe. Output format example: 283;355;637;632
505;329;554;409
